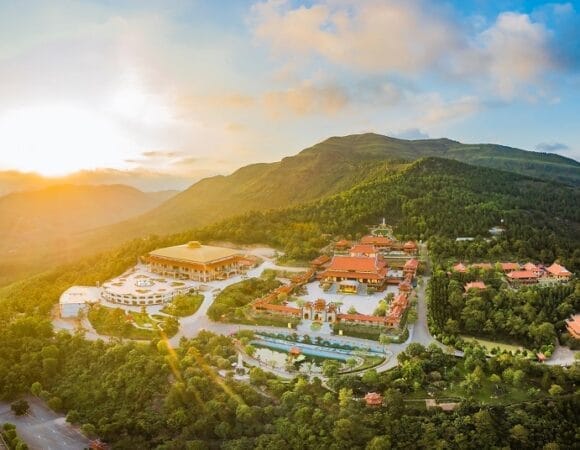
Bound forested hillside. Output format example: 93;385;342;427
2;157;578;329
194;157;580;270
6;134;578;284
0;324;578;449
0;158;578;449
94;133;580;239
70;134;580;262
0;184;176;286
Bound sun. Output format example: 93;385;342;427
0;103;138;176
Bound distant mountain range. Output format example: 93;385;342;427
0;169;193;196
89;133;580;239
1;132;578;285
0;184;176;285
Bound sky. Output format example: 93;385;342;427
0;0;578;190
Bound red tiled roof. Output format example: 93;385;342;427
310;255;331;266
453;263;467;273
404;258;419;270
350;244;376;254
403;241;417;249
523;262;538;272
566;314;580;337
399;281;412;291
465;281;487;291
327;256;381;272
254;303;301;315
507;270;538;279
360;235;392;246
546;263;572;277
335;239;351;247
364;392;383;405
338;313;388;323
501;262;520;271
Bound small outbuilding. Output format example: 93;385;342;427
59;286;100;318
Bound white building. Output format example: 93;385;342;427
59;286;100;318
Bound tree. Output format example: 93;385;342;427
367;435;392;450
30;382;42;397
510;424;529;444
548;384;564;396
322;360;340;378
338;388;353;409
11;400;29;416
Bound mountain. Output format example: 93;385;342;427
89;133;579;241
5;133;579;282
0;184;176;285
2;157;578;325
196;157;580;269
0;169;192;196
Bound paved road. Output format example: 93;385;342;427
61;245;574;369
0;397;91;450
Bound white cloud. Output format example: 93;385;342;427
479;12;554;98
250;1;561;100
251;0;459;73
421;96;480;125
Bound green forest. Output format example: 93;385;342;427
0;157;578;448
194;158;580;269
0;322;578;449
427;269;580;352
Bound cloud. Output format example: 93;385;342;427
250;0;459;74
141;150;184;159
421;96;480;125
535;142;570;153
478;12;554;98
392;128;430;140
262;82;349;117
171;156;200;167
250;1;571;100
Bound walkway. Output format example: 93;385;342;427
55;243;576;369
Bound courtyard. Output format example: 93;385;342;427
289;281;400;316
101;265;199;306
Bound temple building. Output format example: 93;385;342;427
403;258;419;277
360;235;393;250
349;244;378;258
402;241;418;255
321;254;388;291
59;286;100;318
464;281;487;292
546;263;572;282
147;241;242;282
566;314;580;339
507;270;539;285
500;262;520;273
452;263;468;273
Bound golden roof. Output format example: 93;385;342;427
149;242;240;264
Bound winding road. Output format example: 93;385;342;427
61;245;575;369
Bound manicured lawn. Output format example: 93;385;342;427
161;293;204;317
460;335;530;355
88;305;178;339
207;277;281;322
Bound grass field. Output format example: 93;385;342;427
460;335;529;355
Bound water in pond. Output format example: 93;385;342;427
253;345;345;375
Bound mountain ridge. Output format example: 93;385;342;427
2;132;579;284
0;183;177;285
